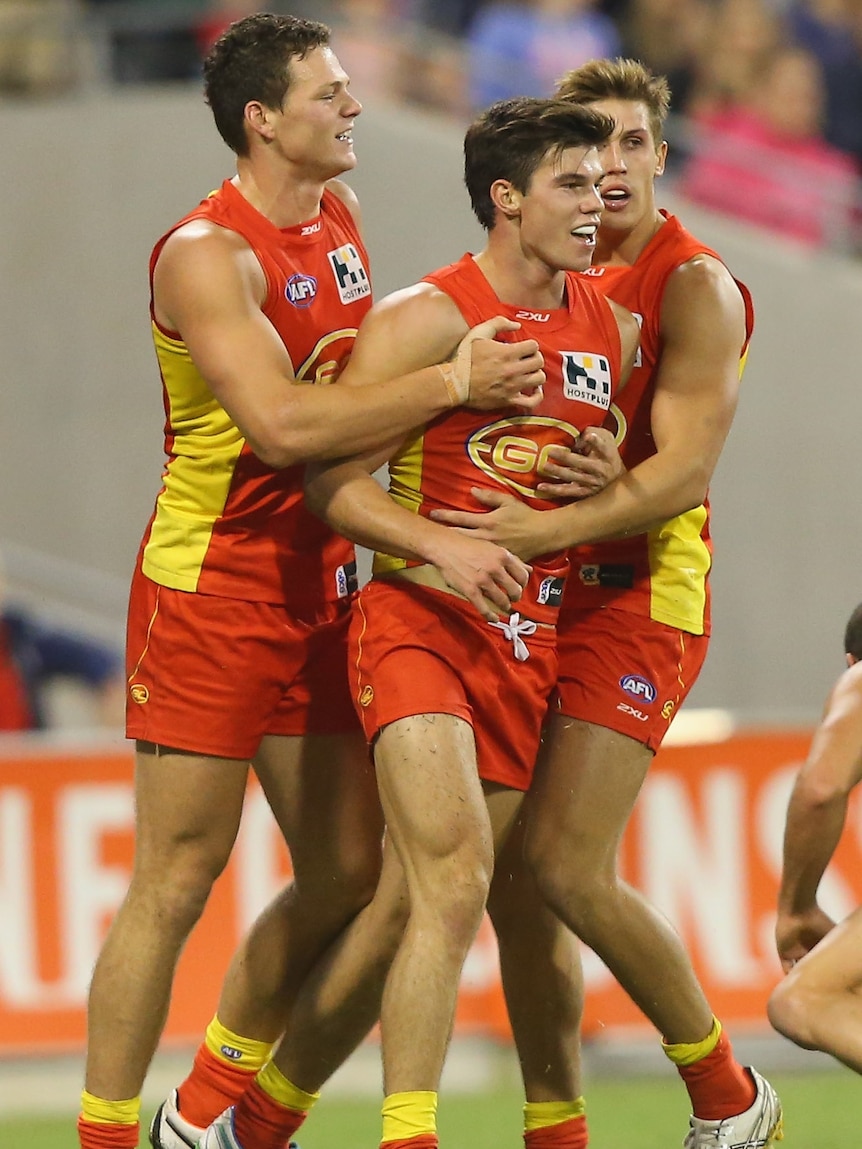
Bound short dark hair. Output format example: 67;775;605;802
203;13;331;155
464;97;615;231
556;58;671;150
845;602;862;660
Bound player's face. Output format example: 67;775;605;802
586;99;666;233
269;46;361;179
516;144;605;272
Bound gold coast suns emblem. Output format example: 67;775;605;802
359;685;374;708
466;415;580;498
130;683;149;705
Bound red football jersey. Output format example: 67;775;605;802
140;180;373;609
565;212;754;635
373;253;624;623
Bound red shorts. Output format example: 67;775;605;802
555;606;708;751
349;579;558;791
125;566;359;759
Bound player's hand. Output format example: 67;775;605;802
536;429;625;500
431;487;553;563
456;317;545;411
775;905;836;973
423;530;530;621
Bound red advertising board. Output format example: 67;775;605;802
1;729;850;1056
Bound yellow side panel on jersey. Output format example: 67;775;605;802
142;324;245;592
372;430;425;576
647;503;710;634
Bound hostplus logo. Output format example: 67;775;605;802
328;244;371;304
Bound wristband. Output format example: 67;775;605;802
438;361;469;407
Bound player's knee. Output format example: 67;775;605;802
767;978;821;1050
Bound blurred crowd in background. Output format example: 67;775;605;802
2;0;861;246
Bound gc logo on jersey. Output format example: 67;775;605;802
328;244;371;304
285;273;318;308
561;352;612;410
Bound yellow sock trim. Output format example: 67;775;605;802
381;1091;438;1141
80;1091;141;1125
256;1062;320;1111
205;1014;275;1071
523;1098;586;1132
662;1017;722;1067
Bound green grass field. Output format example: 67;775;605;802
3;1071;859;1148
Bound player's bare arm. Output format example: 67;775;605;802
305;286;532;619
154;224;544;470
775;662;862;970
430;254;743;559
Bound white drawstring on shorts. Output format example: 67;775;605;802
488;611;537;662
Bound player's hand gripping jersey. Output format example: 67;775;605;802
142;180;373;610
570;212;754;634
373;253;625;625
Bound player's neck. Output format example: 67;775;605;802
474;246;567;312
232;160;326;229
595;207;665;267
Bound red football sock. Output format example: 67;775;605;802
77;1117;139;1149
177;1041;258;1127
677;1032;757;1120
232;1079;308;1149
525;1115;588;1149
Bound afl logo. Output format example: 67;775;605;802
129;683;149;705
466;415;581;499
286;273;318;308
359;685;374;708
220;1045;243;1061
619;674;657;704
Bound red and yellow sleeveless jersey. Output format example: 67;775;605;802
140;180;373;609
564;212;754;635
373;253;624;624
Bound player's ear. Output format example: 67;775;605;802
655;140;668;178
490;179;521;219
245;100;276;143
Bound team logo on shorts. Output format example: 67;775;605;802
619;674;657;704
662;700;675;720
129;683;149;705
359;685;374;708
328;244;371;304
285;273;318;308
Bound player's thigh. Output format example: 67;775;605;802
374;713;492;883
526;714;653;870
132;741;250;881
484;781;524;853
254;731;383;891
789;908;862;995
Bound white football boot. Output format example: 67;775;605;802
149;1090;205;1149
684;1068;783;1148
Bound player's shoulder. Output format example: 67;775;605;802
368;279;464;335
663;249;743;313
